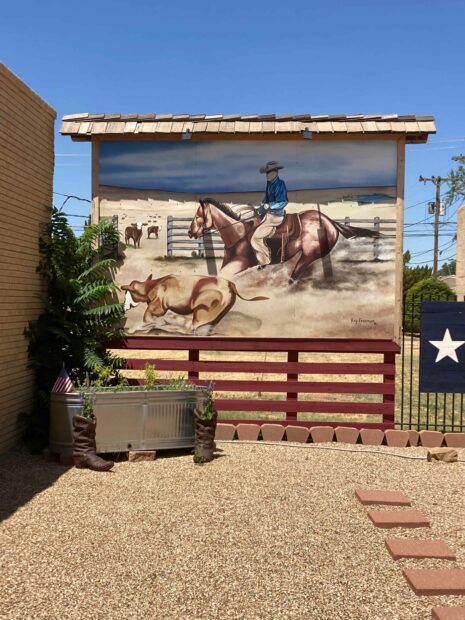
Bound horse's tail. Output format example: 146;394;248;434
230;281;269;302
332;220;383;239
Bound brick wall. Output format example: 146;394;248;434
0;64;55;453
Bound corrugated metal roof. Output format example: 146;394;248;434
60;113;436;143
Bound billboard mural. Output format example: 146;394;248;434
98;139;398;339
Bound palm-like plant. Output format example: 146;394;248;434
24;208;125;449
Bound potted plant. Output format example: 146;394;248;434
50;364;209;458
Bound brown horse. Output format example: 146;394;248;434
188;198;382;282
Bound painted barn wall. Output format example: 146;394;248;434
0;64;55;453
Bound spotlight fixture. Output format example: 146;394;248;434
182;129;192;140
302;127;313;140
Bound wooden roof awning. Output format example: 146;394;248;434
60;113;436;144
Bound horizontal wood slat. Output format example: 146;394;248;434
125;358;394;375
114;337;397;429
217;420;395;430
112;337;400;353
213;399;391;414
134;378;394;395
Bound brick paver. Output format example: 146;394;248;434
384;429;410;447
419;430;444;447
334;426;359;444
367;510;430;528
403;569;465;595
359;428;384;445
260;424;285;442
431;607;465;620
236;424;261;441
355;489;411;505
215;424;236;440
444;432;465;448
385;538;456;560
285;426;309;443
310;426;334;443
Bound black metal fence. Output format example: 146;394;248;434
399;293;464;431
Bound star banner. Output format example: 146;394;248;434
420;301;465;393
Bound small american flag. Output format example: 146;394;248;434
51;368;74;393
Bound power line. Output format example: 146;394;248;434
53;191;91;203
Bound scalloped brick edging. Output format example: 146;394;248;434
214;424;464;450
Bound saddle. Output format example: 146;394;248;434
247;213;301;263
272;213;301;239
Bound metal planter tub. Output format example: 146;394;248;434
50;388;208;455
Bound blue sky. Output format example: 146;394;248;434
2;0;464;266
100;140;397;192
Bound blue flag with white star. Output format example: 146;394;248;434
420;301;465;393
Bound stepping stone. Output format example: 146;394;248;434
355;489;411;506
385;538;456;560
403;569;465;595
432;607;465;620
367;510;430;528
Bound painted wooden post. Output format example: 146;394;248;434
383;351;396;426
374;216;380;261
286;350;299;421
188;349;199;383
167;215;173;256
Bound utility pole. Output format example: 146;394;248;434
419;175;449;277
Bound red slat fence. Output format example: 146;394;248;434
110;337;399;430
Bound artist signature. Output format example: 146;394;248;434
350;317;377;326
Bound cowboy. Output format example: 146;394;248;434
251;161;288;270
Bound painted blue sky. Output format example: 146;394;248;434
2;0;464;264
100;140;397;193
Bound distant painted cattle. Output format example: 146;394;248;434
147;225;162;239
121;273;268;331
124;222;146;248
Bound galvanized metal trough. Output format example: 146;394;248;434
50;388;208;455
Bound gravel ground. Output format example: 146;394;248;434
0;442;464;620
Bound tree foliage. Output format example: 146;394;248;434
404;277;455;333
446;159;465;205
438;259;456;276
23;208;125;450
403;251;432;295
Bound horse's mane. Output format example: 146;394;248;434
201;197;241;221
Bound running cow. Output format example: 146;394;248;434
121;273;268;331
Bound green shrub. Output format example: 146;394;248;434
23;208;125;451
404;277;455;333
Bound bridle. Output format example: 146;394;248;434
195;201;251;236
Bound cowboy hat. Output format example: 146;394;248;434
259;160;284;174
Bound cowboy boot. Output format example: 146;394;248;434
193;407;218;464
72;415;114;471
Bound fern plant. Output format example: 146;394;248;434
23;207;125;450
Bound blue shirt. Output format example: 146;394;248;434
263;176;288;216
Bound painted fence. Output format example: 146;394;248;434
166;215;396;259
111;337;398;430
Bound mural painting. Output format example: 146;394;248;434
98;140;398;339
